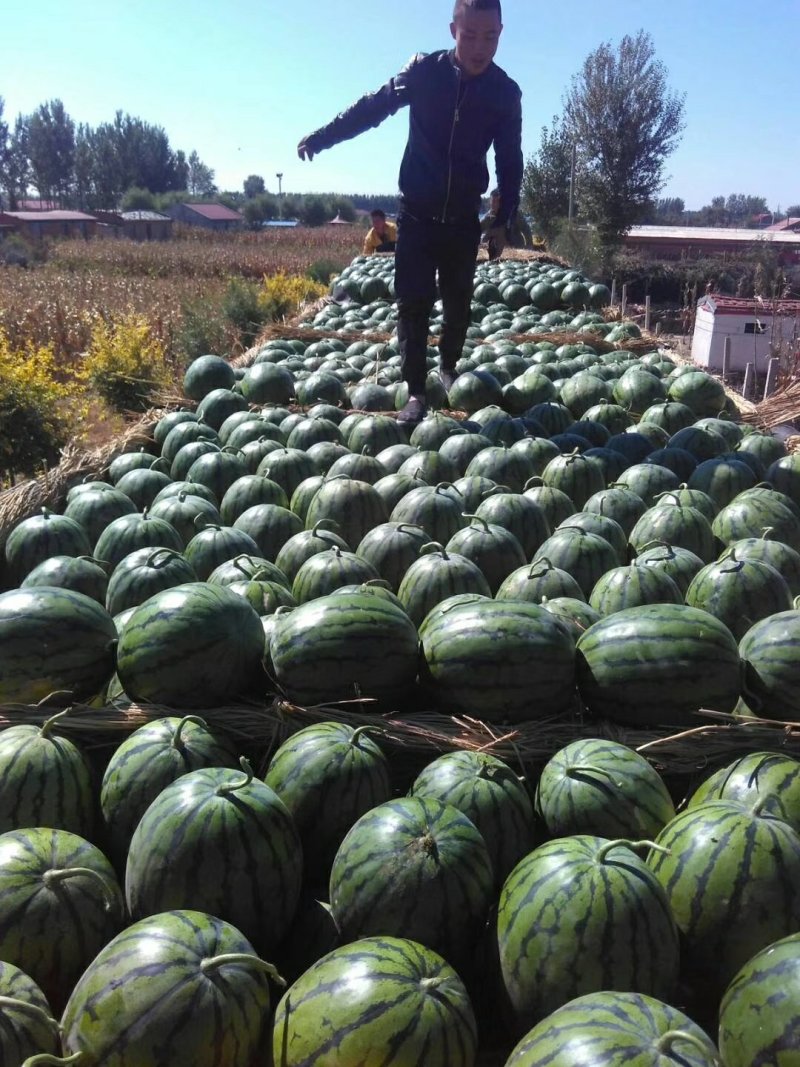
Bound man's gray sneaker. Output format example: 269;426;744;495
397;395;427;426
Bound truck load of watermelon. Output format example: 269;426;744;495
2;248;800;1064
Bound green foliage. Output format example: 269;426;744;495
121;185;157;210
176;297;230;363
608;247;792;303
220;277;270;348
564;31;685;254
521;116;573;241
549;221;604;277
81;314;174;412
187;149;216;197
241;193;280;230
0;233;48;268
330;196;356;222
243;174;266;199
0;330;84;483
306;258;342;285
299;195;331;227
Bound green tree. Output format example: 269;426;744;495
280;194;301;220
243;174;265;199
330;195;356;222
27;99;75;205
121;186;157;210
520;116;573;240
0;98;8;208
785;204;800;219
298;195;330;226
187;150;216;197
564;31;685;253
3;116;30;210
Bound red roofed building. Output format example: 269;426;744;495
0;210;98;239
166;202;244;231
766;217;800;233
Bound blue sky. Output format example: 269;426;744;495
3;0;799;211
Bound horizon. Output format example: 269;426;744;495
3;0;799;213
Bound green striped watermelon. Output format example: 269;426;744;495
420;599;576;722
93;510;184;570
149;490;222;544
727;532;800;597
632;541;705;597
61;910;277;1067
497;836;679;1028
20;553;109;604
445;515;527;595
505;991;720;1066
390;483;466;544
274;523;350;585
272;936;477;1067
718;931;800;1067
63;486;138;547
0;709;94;838
686;751;800;832
355;521;428;592
0;960;60;1064
271;591;418;705
539;596;601;639
3;508;92;588
409;751;536;890
576;604;742;726
104;546;198;615
329;797;493;972
0;827;124;1013
533;528;620;599
0;587;117;705
116;582;265;708
125;762;303;956
100;715;239;870
685;554;792;641
739;608;800;721
290;546;380;603
304;476;389;549
534;739;675;841
588;563;682;615
648;799;800;995
497;558;586;604
397;544;492;626
475;491;551;559
264;722;391;890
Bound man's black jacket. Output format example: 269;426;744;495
305;50;523;229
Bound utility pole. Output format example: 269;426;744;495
276;173;283;198
568;143;577;225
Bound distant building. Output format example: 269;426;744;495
328;213;353;225
166;202;244;231
16;199;59;212
691;292;800;372
766;217;800;233
622;225;800;266
93;210;173;241
0;210;98;239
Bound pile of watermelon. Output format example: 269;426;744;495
1;249;800;1063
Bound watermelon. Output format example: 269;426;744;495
390;483;466;544
475;491;551;559
497;836;679;1028
589;563;683;615
533;528;620;599
265;723;390;890
497;558;585;604
0;586;117;705
397;544;492;626
0;709;94;838
539;596;601;639
274;522;350;585
183;353;236;399
445;515;527;595
356;521;428;592
718;931;800;1067
305;476;389;549
94;510;184;570
739;608;800;720
0;960;60;1064
126;761;303;956
329;796;493;972
0;827;124;1013
271;591;418;705
20;553;108;603
100;715;239;870
632;541;705;598
116;582;265;708
685;554;792;641
576;604;741;726
104;545;198;615
534;738;675;840
648;799;800;995
290;546;379;603
61;910;277;1067
686;751;800;832
409;751;536;890
272;936;477;1067
3;508;92;588
63;486;138;548
505;991;720;1066
419;599;575;722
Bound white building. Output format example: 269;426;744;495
690;293;800;372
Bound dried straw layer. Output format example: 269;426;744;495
745;377;800;432
0;697;797;784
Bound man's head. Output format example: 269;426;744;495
451;0;502;78
371;209;387;235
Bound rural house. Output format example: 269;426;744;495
166;203;244;231
93;210;173;241
0;210;98;239
623;225;800;267
690;293;800;372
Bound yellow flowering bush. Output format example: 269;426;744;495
80;313;176;413
260;272;327;320
0;330;85;483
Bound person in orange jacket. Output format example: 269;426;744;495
363;209;398;254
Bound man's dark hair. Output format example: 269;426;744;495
371;209;386;219
453;0;502;20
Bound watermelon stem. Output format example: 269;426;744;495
0;996;59;1030
200;954;286;986
350;726;384;746
171;715;209;749
21;1057;82;1067
42;868;118;912
656;1030;720;1062
39;707;74;739
215;757;254;796
595;839;668;863
566;765;624;789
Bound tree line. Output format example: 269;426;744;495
0;97;216;211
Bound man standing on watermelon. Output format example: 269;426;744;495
297;0;523;426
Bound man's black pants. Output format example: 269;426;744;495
394;211;481;396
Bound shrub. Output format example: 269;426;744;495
80;313;175;413
260;272;327;321
307;258;342;285
0;234;48;269
175;297;231;363
221;277;270;348
0;330;84;484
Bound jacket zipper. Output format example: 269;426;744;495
440;66;464;223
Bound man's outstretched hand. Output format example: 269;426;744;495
297;140;315;162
